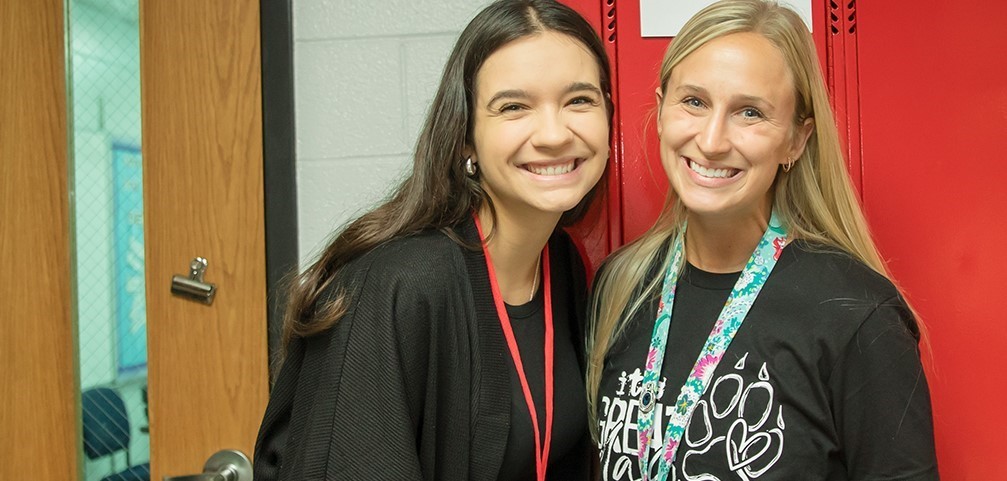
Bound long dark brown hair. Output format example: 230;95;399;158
282;0;614;349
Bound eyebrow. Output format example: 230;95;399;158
565;81;603;96
486;89;531;106
486;81;603;107
674;84;708;97
736;94;775;110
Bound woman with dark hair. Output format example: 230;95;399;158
253;1;613;480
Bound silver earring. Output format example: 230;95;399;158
465;157;478;176
783;157;795;172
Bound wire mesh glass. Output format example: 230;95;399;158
68;0;150;479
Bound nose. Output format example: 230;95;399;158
530;109;574;150
696;112;731;158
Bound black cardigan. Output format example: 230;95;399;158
253;219;589;480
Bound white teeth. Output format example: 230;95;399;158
689;160;734;179
527;161;575;176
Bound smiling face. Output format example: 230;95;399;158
470;31;609;222
657;32;812;223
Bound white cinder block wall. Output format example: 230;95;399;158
294;0;495;266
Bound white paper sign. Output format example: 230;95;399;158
640;0;814;37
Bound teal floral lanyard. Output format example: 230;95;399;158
636;211;788;481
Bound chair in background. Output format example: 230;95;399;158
139;385;149;434
81;387;150;481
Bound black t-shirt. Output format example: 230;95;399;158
499;279;589;481
596;241;938;481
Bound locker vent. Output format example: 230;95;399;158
830;0;857;35
606;0;616;43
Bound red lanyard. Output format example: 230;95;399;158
474;215;554;481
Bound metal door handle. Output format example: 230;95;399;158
163;449;251;481
171;257;216;304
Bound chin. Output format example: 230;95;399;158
542;203;582;215
678;195;734;218
524;201;579;219
533;191;592;213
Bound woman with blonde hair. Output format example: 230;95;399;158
588;1;937;479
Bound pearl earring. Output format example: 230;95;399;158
465;157;478;176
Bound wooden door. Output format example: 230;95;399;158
140;0;269;478
0;0;79;479
0;0;270;478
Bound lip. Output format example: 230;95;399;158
681;156;742;187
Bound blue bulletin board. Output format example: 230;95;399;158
112;143;147;377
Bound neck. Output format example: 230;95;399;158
685;210;770;273
477;205;559;304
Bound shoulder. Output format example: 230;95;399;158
309;229;475;348
770;240;916;338
318;229;471;316
592;232;670;294
778;240;901;303
352;229;467;287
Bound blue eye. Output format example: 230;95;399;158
683;96;705;108
741;107;764;119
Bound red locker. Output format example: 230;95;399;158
857;2;1007;479
564;0;1007;478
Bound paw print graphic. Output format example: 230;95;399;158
679;353;785;480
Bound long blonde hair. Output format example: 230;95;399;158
586;0;916;438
